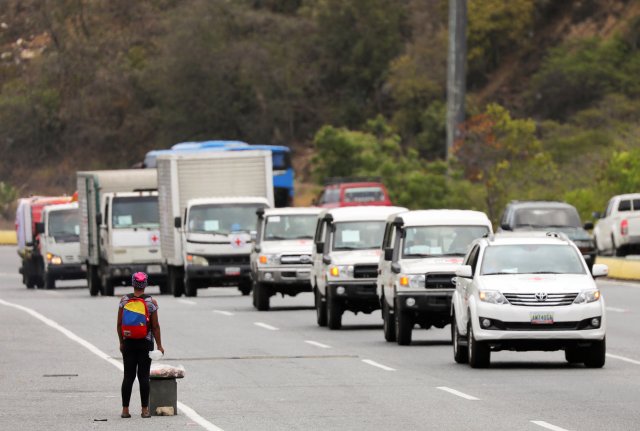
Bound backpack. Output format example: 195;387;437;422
121;294;150;339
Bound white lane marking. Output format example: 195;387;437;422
436;386;479;400
178;299;197;306
531;420;571;431
362;359;396;371
254;322;279;331
605;306;628;313
607;353;640;366
0;298;224;431
305;340;331;349
213;310;234;316
0;272;21;278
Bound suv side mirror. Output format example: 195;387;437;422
322;255;332;265
500;223;511;231
384;248;393;261
592;211;601;220
315;242;324;254
174;217;182;228
456;265;473;278
583;221;594;230
391;262;401;274
591;264;608;278
96;214;103;226
35;222;45;235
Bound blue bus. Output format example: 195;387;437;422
142;141;294;207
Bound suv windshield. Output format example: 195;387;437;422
481;244;585;275
112;196;159;229
49;209;80;242
332;221;385;250
343;187;385;203
188;203;266;235
513;207;581;228
264;214;317;241
403;225;490;258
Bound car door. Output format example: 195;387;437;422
313;218;329;295
380;223;398;305
377;222;393;300
456;245;480;332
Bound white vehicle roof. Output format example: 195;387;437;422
44;202;79;213
391;209;491;228
320;206;408;222
485;232;573;246
262;207;323;217
613;193;640;200
188;196;271;207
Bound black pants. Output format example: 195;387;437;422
121;339;152;408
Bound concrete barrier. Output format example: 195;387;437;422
0;230;17;245
596;257;640;281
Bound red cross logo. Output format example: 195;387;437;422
235;237;242;246
150;233;159;244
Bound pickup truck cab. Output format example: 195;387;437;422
316;180;392;208
251;207;322;310
378;210;492;345
312;206;407;329
593;193;640;256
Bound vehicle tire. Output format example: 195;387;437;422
102;276;115;296
584;338;606;368
451;310;468;364
184;277;198;297
382;299;396;342
88;265;101;297
254;281;270;311
158;282;170;295
315;288;327;327
35;276;44;289
564;347;583;364
44;273;56;290
468;321;490;368
169;266;184;297
395;299;412;345
26;274;36;289
327;291;342;330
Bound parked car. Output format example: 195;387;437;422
593;193;640;257
451;232;607;368
316;179;392;208
498;201;596;269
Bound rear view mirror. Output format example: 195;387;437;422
591;264;608;278
384;248;393;261
35;222;45;235
583;222;594;230
592;211;601;220
322;255;332;265
391;262;401;274
500;223;511;231
456;265;473;278
96;214;103;226
315;242;324;254
174;217;182;228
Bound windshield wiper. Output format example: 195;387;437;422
482;272;517;275
334;246;363;250
529;271;562;274
294;235;313;239
266;235;287;240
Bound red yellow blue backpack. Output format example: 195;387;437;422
121;294;150;339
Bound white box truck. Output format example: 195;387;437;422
157;150;273;297
77;169;167;296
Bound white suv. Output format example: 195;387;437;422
452;232;608;368
312;206;407;329
378;210;492;345
251;207;322;310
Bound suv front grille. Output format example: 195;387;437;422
279;254;312;265
425;273;456;289
208;255;250;266
353;264;378;279
503;293;578;306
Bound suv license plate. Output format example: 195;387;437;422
297;270;311;279
225;267;241;276
147;265;162;274
530;312;554;324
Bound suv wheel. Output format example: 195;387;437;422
584;338;606;368
169;266;184;297
102;276;115;297
327;290;342;330
451;309;468;364
315;288;327;327
382;299;396;342
184;277;198;297
395;298;412;345
88;265;101;296
238;281;252;296
44;273;56;290
254;281;270;311
564;347;583;364
468;321;490;368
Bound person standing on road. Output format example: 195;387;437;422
117;272;164;418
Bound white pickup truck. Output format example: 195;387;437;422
593;193;640;257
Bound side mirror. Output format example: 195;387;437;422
174;217;182;229
322;255;332;265
384;248;393;261
254;244;262;253
96;214;103;226
591;263;608;278
315;242;324;254
35;222;45;235
456;265;473;278
583;221;594;230
592;211;601;220
500;223;511;231
391;262;401;274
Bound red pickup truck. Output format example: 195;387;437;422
316;180;392;208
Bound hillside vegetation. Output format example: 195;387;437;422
1;0;640;223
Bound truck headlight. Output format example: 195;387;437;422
258;254;279;265
574;289;601;304
399;274;425;288
186;254;208;266
329;265;353;279
479;290;509;305
47;253;63;265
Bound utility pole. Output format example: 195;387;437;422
446;0;467;161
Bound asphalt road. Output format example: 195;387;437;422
1;245;640;431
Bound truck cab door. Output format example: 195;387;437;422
99;198;110;260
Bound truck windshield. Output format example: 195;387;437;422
332;221;385;251
343;187;385;203
112;196;159;229
188;203;266;234
513;207;581;228
263;215;317;241
48;209;80;242
481;244;585;275
403;225;489;258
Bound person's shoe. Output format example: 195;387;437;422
121;412;131;418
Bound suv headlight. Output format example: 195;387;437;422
186;254;208;266
329;265;353;278
47;253;63;265
574;289;601;304
479;290;509;305
258;254;279;265
399;274;425;288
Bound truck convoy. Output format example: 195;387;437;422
77;169;164;296
157;150;273;297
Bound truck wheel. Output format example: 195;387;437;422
564;347;583;364
451;309;468;364
102;276;115;296
169;267;184;297
26;274;36;289
315;288;327;327
238;281;252;296
44;273;56;290
327;291;342;330
584;338;606;368
382;300;396;342
158;282;170;295
254;281;270;311
468;321;490;368
395;299;412;345
184;277;198;297
88;265;101;296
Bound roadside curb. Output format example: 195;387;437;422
596;257;640;281
0;230;17;245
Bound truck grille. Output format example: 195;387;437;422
353;265;378;279
494;321;580;331
425;273;456;289
208;255;250;266
503;293;578;306
280;254;312;265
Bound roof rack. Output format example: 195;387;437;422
323;176;382;185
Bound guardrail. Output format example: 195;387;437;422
596;257;640;281
0;230;17;245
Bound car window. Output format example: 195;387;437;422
513;207;580;228
634;199;640;211
263;214;317;241
466;245;480;274
605;199;614;217
343;186;385;203
480;244;585;275
402;225;490;258
382;223;394;249
326;188;340;203
619;200;632;212
332;221;386;250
